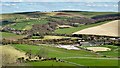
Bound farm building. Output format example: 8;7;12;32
58;25;72;29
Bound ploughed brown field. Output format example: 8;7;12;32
73;20;120;37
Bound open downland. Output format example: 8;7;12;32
11;44;119;66
27;61;75;66
54;21;110;34
11;44;98;58
10;20;48;30
64;58;118;66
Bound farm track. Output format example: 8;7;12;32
63;60;84;66
60;57;119;60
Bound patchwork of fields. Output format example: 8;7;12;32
1;11;119;67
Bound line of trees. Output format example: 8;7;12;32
92;13;120;22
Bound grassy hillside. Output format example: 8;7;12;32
11;44;98;58
65;58;118;66
55;21;110;34
1;32;24;40
11;44;119;66
28;61;75;66
10;19;48;30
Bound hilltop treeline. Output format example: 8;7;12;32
92;13;120;22
67;17;95;25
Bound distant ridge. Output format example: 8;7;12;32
2;10;91;14
53;10;89;12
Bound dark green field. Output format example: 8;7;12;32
64;58;118;66
28;61;75;66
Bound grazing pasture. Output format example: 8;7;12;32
64;58;118;66
10;20;48;30
1;32;24;40
28;61;75;66
11;44;98;58
11;44;119;66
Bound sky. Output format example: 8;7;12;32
0;1;118;14
1;0;120;2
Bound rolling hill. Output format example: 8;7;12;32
73;20;120;37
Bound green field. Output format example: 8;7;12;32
55;21;110;34
10;19;48;30
11;44;119;66
64;58;118;66
28;61;75;66
1;32;24;40
11;44;98;58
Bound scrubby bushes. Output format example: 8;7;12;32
67;17;95;25
92;13;120;22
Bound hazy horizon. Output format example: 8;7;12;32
1;2;118;14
